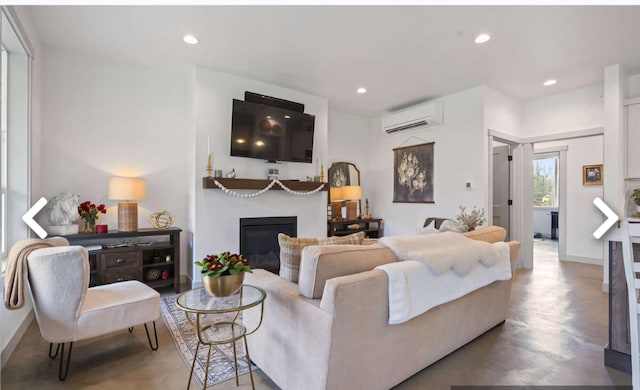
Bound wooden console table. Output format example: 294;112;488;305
327;218;383;238
63;228;181;293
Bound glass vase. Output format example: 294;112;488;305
82;219;96;234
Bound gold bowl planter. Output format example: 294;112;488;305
202;274;244;297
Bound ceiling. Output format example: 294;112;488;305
23;5;640;117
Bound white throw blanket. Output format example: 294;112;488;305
376;233;511;324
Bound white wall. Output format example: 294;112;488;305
193;67;328;285
522;84;604;137
484;86;525;263
535;137;604;264
629;73;640;98
367;86;486;236
327;109;370;213
484;86;522;134
37;46;191;272
519;83;606;266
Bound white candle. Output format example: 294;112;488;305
208;137;211;155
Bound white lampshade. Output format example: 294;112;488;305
341;185;362;201
108;177;146;201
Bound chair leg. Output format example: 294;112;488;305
144;321;158;351
128;327;133;333
57;342;73;381
48;343;60;359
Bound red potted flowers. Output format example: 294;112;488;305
195;252;252;296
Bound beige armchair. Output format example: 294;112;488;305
26;242;160;380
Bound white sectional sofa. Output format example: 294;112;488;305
244;226;520;390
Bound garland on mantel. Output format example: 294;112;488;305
212;179;325;198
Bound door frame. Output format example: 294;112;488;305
491;143;512;240
488;130;529;269
489;127;604;270
533;146;568;263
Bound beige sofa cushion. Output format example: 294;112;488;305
298;244;398;299
278;232;365;282
463;225;506;243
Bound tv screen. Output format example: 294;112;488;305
230;99;315;163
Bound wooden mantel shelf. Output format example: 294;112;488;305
203;177;328;191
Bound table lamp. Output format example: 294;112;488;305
329;187;343;220
341;185;362;220
108;176;146;232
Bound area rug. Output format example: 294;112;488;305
160;295;257;388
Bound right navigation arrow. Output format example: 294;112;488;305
593;197;619;239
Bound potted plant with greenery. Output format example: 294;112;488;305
195;252;252;297
632;189;640;218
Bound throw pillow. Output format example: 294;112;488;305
423;217;449;230
439;220;466;233
278;231;365;283
417;220;439;235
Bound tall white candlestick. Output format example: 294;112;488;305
208;137;211;155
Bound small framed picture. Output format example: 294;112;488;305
583;164;603;186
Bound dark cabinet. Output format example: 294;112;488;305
327;218;383;238
605;240;640;373
63;228;181;293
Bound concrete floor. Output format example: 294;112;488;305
1;241;632;389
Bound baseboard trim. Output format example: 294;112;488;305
1;310;34;368
563;255;602;266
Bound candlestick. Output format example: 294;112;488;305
320;163;324;182
206;153;213;177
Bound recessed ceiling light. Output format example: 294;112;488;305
474;34;491;44
356;87;367;94
284;115;290;119
543;79;557;86
266;116;271;119
235;138;246;144
183;35;199;45
255;140;265;147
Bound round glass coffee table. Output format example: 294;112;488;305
175;284;266;390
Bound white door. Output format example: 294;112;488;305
493;144;511;240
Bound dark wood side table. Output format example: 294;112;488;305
62;227;181;293
327;218;383;238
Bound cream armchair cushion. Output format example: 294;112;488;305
25;243;160;380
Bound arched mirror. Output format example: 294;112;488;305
328;162;361;220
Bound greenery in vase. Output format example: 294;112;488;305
195;252;253;278
77;201;106;226
632;189;640;207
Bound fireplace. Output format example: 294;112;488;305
240;216;297;274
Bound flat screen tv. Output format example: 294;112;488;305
230;99;315;163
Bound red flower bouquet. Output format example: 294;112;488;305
77;201;106;233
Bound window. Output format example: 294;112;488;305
1;7;32;264
1;46;7;255
533;155;558;207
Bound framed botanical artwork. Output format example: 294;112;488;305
583;164;603;186
393;142;434;203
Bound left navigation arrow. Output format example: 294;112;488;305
22;197;48;239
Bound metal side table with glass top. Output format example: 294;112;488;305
175;285;266;390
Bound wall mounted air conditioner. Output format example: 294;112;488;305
382;101;443;134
